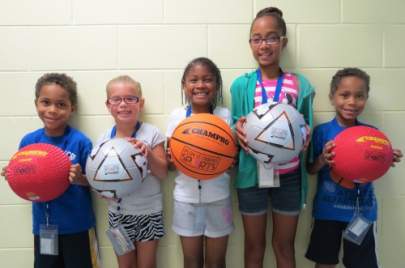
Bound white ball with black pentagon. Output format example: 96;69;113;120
85;138;148;199
245;103;307;164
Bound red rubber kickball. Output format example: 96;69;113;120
6;143;71;202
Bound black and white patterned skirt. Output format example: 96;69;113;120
108;211;165;242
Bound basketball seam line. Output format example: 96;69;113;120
174;120;236;143
171;137;235;159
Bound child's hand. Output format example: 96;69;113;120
392;148;403;167
236;117;249;152
128;138;150;159
69;164;88;185
1;166;7;180
166;147;174;164
320;141;336;166
94;190;120;202
302;125;311;152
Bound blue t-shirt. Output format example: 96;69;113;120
309;118;377;222
19;126;95;235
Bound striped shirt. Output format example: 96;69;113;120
254;72;301;174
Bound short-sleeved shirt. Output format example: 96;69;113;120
97;122;165;215
166;106;232;204
19;126;95;235
309;118;377;222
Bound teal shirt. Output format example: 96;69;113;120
230;70;315;207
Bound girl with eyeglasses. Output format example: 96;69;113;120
231;7;315;268
97;75;168;268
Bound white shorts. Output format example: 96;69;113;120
172;197;234;238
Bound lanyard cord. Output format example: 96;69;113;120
256;68;284;104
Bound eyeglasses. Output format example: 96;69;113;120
108;96;140;105
249;35;285;46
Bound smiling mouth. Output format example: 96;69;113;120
192;91;208;96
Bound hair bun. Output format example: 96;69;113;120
256;7;283;18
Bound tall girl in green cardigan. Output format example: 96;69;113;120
231;7;315;268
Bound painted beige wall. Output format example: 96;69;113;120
1;0;404;267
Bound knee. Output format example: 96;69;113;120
245;239;266;261
272;238;294;258
205;258;226;268
183;255;203;268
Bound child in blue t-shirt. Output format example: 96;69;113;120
305;68;402;268
1;73;99;268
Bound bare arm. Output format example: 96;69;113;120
235;116;249;152
166;138;176;171
392;148;403;167
132;139;168;181
69;163;89;186
307;140;335;175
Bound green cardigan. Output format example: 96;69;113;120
230;70;315;208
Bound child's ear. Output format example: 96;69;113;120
329;94;335;105
139;97;145;110
105;100;112;112
282;37;288;49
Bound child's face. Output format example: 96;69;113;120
106;81;144;125
250;16;287;68
330;76;368;127
183;64;217;108
35;83;74;136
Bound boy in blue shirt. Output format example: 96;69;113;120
305;68;402;268
2;73;99;268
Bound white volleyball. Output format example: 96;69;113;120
245;103;307;164
85;138;148;198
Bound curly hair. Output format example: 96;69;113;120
181;57;223;108
330;68;370;97
35;73;78;106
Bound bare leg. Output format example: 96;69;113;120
271;212;299;268
116;247;136;268
241;213;267;268
135;239;159;268
180;236;204;268
205;235;229;268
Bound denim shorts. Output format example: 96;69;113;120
237;170;301;215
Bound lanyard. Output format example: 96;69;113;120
110;122;142;139
185;105;213;118
256;68;284;104
109;121;141;212
354;183;361;216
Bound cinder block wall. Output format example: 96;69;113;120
1;0;404;267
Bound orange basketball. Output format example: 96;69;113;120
169;113;237;180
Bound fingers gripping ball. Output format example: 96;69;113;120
169;113;237;180
6;143;71;202
332;126;393;185
86;138;148;199
245;103;307;164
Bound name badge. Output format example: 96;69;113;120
343;215;372;245
39;224;58;256
106;225;135;256
258;162;280;188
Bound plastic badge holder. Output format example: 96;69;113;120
39;224;59;255
343;215;372;246
258;162;280;188
106;225;135;256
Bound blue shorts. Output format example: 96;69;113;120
237;170;301;215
